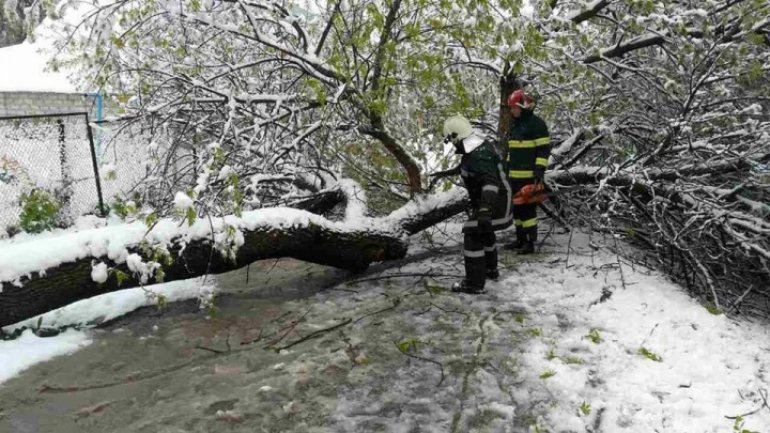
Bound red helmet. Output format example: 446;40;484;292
507;89;533;109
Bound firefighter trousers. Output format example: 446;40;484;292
511;179;538;244
463;231;497;289
513;201;538;244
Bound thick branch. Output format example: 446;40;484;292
568;0;611;24
583;34;665;64
360;124;423;195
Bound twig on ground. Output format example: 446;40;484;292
271;318;353;353
432;302;472;321
195;345;228;354
264;308;311;348
353;298;402;324
347;272;462;285
393;341;446;387
38;358;209;394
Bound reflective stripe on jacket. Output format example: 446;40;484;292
460;139;513;234
507;110;550;182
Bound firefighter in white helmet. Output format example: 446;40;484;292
431;115;513;293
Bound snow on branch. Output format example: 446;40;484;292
583;33;666;64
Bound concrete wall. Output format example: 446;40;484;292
0;91;101;118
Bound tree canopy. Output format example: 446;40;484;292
40;0;770;316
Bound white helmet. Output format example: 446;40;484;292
443;115;473;142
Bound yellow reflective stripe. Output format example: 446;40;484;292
534;137;550;146
521;217;538;228
509;170;534;178
536;157;548;167
508;140;537;148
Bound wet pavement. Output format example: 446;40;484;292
0;239;552;433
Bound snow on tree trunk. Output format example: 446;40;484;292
0;189;467;327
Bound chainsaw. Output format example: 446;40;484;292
513;184;582;205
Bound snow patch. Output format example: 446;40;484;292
173;192;194;210
90;262;108;283
0;329;91;385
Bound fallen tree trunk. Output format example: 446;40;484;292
0;189;468;328
0;224;407;327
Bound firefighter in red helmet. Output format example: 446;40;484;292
504;89;551;254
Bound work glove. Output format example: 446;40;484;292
477;212;493;233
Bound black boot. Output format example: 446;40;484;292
518;229;537;255
483;232;498;280
452;279;486;294
486;268;500;280
517;242;534;255
504;227;525;250
460;233;487;293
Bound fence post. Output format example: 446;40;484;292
57;118;73;220
85;114;106;217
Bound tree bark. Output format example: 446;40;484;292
0;190;469;328
0;224;408;328
497;68;519;156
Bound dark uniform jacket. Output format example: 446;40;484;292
460;137;513;234
507;110;550;184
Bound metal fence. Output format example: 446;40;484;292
0;112;104;234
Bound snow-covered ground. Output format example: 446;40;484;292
1;223;768;432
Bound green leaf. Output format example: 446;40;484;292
145;212;158;228
397;339;417;353
425;285;445;295
704;302;722;315
539;369;556;379
732;415;759;433
111;35;124;49
746;61;764;83
113;269;129;287
18;189;61;234
586;329;602;344
563;356;584;365
639;347;663;362
186;207;196;226
155;267;165;283
156;294;168;309
527;327;542;337
207;304;219;318
579;401;591;416
306;78;327;105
